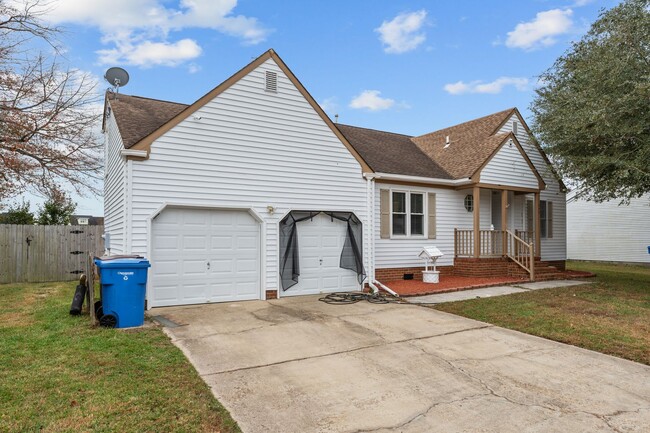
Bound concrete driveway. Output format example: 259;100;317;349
154;296;650;433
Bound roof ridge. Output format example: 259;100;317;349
337;123;413;138
415;107;515;139
109;92;189;107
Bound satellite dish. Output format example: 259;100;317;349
104;67;129;89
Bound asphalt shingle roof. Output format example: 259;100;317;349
108;93;188;149
107;92;516;180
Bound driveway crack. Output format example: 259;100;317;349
345;393;490;433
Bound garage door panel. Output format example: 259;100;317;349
183;235;208;250
211;235;233;249
182;259;208;275
151;208;260;307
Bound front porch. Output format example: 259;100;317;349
454;185;542;281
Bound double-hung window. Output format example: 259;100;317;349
391;191;425;237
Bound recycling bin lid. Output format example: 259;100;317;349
94;255;151;268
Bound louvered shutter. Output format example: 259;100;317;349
427;193;436;239
380;190;390;239
547;201;553;238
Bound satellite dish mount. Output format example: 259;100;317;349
104;67;130;99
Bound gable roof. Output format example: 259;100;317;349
108;94;188;149
106;49;372;172
336;124;452;179
104;49;561;189
410;108;515;179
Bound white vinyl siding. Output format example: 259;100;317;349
567;193;650;263
499;115;566;261
375;185;492;268
126;59;367;295
480;142;539;189
103;110;126;254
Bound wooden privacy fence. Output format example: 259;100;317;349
0;225;104;284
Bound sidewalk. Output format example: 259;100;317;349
407;280;591;304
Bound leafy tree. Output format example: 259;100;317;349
37;190;76;225
531;0;650;202
0;200;34;224
0;0;102;202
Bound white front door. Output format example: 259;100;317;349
283;213;360;297
150;208;260;307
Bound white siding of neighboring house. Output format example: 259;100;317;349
103;110;126;254
374;185;494;269
567;193;650;263
480;142;539;189
125;58;367;294
499;115;567;261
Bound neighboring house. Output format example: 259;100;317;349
567;193;650;264
70;215;104;226
102;49;567;308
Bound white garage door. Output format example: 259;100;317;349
283;213;360;297
150;208;260;307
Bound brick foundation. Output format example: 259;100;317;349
375;266;454;281
453;257;511;277
265;290;278;300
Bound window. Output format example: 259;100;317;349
392;192;406;235
464;194;473;212
391;191;425;237
528;199;554;239
513;120;518;135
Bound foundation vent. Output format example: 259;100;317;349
265;71;278;93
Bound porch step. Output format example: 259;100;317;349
508;260;564;281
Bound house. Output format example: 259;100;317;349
102;49;567;308
567;193;649;264
70;215;105;226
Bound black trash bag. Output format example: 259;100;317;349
69;284;87;315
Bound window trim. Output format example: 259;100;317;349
389;189;427;239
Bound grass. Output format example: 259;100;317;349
0;281;241;433
435;261;650;365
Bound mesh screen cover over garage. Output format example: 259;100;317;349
279;211;366;291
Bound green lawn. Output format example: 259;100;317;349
0;281;240;433
435;261;650;365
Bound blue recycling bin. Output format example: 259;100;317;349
94;257;151;328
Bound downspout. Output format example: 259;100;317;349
363;174;400;297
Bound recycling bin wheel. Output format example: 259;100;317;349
99;314;117;328
94;300;103;318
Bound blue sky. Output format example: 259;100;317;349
22;0;618;215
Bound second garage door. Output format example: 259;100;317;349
283;213;360;297
150;208;260;307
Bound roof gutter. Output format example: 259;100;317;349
120;149;148;160
364;172;473;187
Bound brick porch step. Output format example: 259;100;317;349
508;259;564;281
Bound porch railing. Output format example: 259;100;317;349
506;230;535;281
454;228;535;280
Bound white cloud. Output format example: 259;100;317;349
349;90;395;111
42;0;269;66
506;9;573;50
97;39;202;67
319;96;338;113
443;77;529;95
375;10;427;54
573;0;594;6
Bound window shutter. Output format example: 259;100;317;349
427;193;436;239
526;200;534;233
547;201;553;238
380;189;390;239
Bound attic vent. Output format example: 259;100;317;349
265;71;278;93
512;120;518;135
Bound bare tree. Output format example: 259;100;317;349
0;0;102;203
